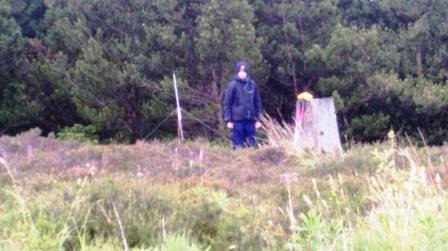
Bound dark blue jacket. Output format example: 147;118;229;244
223;77;262;122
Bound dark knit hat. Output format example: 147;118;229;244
235;61;249;74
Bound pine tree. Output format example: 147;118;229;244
0;0;39;134
194;0;266;128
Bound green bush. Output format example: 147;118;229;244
57;124;99;143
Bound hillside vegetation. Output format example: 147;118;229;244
0;129;447;250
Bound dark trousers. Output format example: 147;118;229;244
232;120;257;149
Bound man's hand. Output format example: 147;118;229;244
255;121;262;129
227;122;234;129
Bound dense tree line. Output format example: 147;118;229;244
0;0;447;144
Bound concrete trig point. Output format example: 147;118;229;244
294;97;342;153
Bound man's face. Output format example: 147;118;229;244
238;65;247;80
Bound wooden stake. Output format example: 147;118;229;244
173;73;184;140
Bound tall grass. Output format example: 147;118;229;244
347;148;448;250
258;114;314;156
1;155;209;250
283;141;448;250
0;128;447;250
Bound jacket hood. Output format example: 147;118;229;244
234;61;250;81
235;61;250;73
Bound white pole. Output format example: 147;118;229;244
173;73;184;140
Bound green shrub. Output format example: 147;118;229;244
57;124;99;143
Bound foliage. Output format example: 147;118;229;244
0;131;447;250
0;0;447;144
57;123;99;143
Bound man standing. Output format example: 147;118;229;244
223;61;262;149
